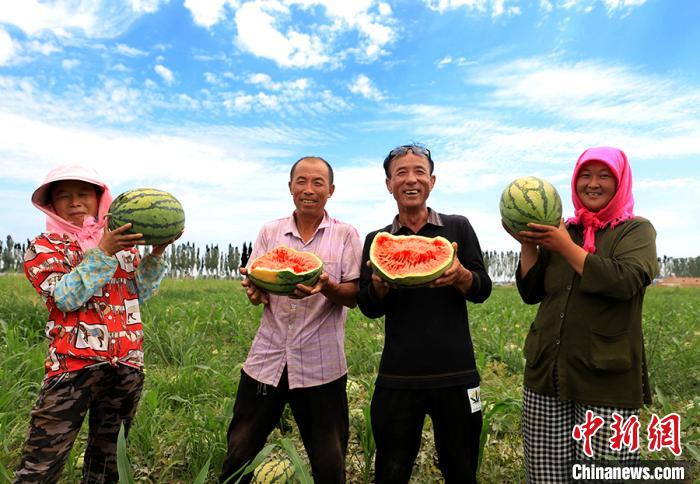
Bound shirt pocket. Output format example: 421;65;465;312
324;261;341;283
588;330;632;372
523;325;544;368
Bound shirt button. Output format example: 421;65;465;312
566;285;571;291
105;292;109;296
555;339;561;345
560;313;565;319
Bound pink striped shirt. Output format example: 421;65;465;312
243;211;362;389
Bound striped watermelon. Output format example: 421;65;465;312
499;176;562;234
248;246;323;295
369;232;454;287
108;188;185;245
253;458;294;483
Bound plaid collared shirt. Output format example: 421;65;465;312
389;207;443;234
243;211;362;389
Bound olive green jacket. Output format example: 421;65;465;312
517;217;658;408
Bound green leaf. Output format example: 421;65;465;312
279;437;313;484
221;443;277;484
117;423;136;484
0;461;13;483
192;456;212;484
684;443;700;461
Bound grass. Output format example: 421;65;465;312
0;274;697;482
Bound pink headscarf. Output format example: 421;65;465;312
567;147;634;253
31;165;113;251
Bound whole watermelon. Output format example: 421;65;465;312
500;176;562;234
108;188;185;245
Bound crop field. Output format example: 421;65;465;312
0;274;698;483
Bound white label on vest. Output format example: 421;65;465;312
468;386;481;413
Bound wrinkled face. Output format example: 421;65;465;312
385;152;435;210
576;160;618;212
289;158;335;218
50;180;99;227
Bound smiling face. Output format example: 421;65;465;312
385;152;435;210
50;180;99;227
576;160;618;212
289;157;335;218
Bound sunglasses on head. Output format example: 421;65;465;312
385;145;432;163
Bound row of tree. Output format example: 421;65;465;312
2;235;699;280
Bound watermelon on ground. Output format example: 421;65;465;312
108;188;185;245
499;176;562;234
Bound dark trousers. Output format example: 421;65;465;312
219;368;349;484
14;364;144;484
370;384;483;484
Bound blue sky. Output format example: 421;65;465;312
1;0;698;257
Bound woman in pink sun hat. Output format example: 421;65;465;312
14;165;177;483
504;147;658;482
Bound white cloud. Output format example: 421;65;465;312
425;0;520;17
425;0;646;17
348;74;384;101
185;0;240;28
62;59;80;70
468;58;700;134
247;72;273;87
87;80;150;123
204;71;228;86
154;64;175;84
0;27;17;65
0;0;166;39
128;0;166;13
219;0;396;68
116;43;148;56
601;0;647;12
246;73;310;92
0;75;153;124
26;40;61;56
437;55;476;68
437;56;453;68
234;1;329;68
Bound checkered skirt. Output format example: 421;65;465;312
522;387;640;483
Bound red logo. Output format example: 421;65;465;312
647;413;682;456
609;413;640;452
572;410;605;457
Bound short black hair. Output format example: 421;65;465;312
289;156;334;185
383;144;434;178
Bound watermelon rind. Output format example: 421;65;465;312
248;246;324;295
369;233;455;288
499;176;562;234
108;188;185;245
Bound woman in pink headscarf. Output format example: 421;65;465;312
504;147;658;483
14;165;175;483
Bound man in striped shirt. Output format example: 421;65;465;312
219;156;362;484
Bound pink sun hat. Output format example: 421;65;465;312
31;165;113;251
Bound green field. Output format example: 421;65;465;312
1;274;698;483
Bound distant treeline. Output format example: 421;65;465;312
2;235;699;281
